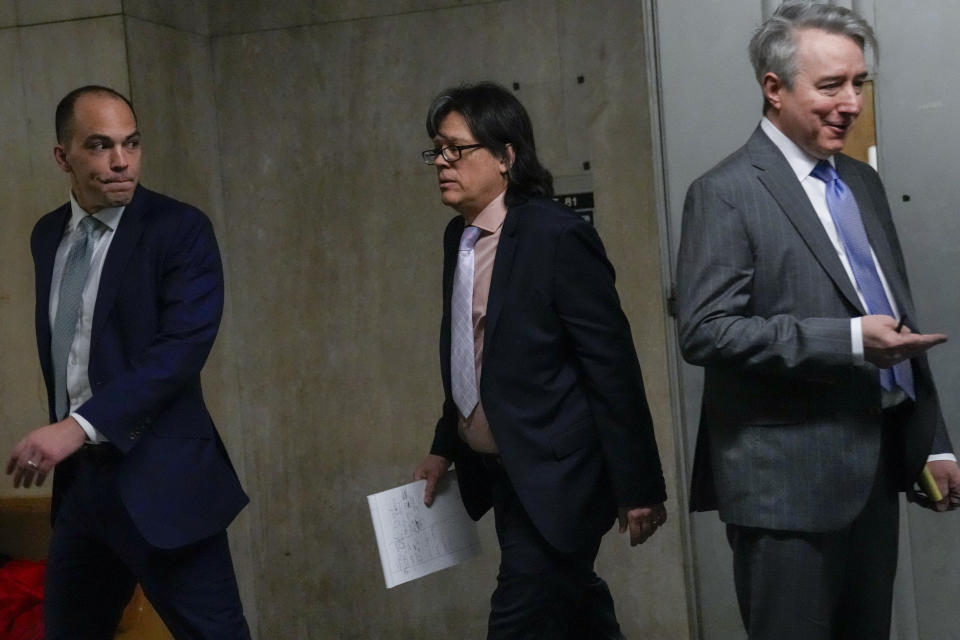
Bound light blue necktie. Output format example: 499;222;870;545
51;215;102;419
810;160;914;399
451;225;481;417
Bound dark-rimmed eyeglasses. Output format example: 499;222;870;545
422;143;484;165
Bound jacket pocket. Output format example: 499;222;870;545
550;420;595;459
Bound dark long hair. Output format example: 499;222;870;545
426;82;553;206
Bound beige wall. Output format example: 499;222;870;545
121;10;259;634
0;9;130;497
0;1;688;637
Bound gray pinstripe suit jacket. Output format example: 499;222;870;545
676;126;952;532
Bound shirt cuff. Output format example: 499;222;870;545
851;317;864;364
70;412;102;444
927;453;957;463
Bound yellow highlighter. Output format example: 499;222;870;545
919;464;944;502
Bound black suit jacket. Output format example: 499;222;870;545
33;185;248;549
430;197;666;553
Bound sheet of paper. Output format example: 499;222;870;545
367;470;481;588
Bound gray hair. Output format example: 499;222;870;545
749;2;877;112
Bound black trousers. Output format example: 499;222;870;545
43;446;250;640
727;411;902;640
486;461;624;640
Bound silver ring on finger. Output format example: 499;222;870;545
26;460;39;469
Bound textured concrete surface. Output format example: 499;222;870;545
208;0;484;36
13;0;120;25
124;0;210;35
0;27;46;483
212;0;686;637
0;14;129;499
123;14;257;634
0;3;17;28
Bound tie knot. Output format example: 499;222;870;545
78;215;102;236
459;225;481;251
810;160;839;184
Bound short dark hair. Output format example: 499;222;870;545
55;85;137;144
426;82;553;206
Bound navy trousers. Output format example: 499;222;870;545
486;462;624;640
43;446;249;640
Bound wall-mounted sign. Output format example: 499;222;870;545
552;192;594;225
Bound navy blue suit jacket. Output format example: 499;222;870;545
32;185;248;549
430;197;666;553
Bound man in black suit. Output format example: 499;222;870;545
7;85;249;639
676;4;960;638
413;82;666;639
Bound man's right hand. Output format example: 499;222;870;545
413;454;451;507
6;417;87;488
862;315;947;368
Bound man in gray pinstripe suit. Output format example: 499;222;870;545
676;3;960;638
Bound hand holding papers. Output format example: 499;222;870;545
367;470;481;588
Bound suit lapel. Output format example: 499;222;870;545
749;129;866;314
35;205;71;370
484;204;520;351
439;215;463;391
90;187;148;349
443;216;464;303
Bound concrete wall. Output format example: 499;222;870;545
0;1;688;637
0;1;257;633
0;8;130;497
121;7;261;635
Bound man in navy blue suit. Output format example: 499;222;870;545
6;86;249;639
413;82;667;639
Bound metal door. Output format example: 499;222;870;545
648;1;960;637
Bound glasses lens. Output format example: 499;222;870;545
441;146;461;163
422;150;438;165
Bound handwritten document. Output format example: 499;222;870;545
368;471;481;588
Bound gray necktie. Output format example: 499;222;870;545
52;215;101;419
451;225;481;417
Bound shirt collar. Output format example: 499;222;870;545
68;192;125;233
760;117;835;181
467;189;508;234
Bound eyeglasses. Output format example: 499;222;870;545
422;143;484;165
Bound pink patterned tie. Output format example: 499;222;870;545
451;226;481;416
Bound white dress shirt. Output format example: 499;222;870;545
48;194;125;443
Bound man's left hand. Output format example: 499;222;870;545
925;459;960;512
6;417;86;488
618;503;667;546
